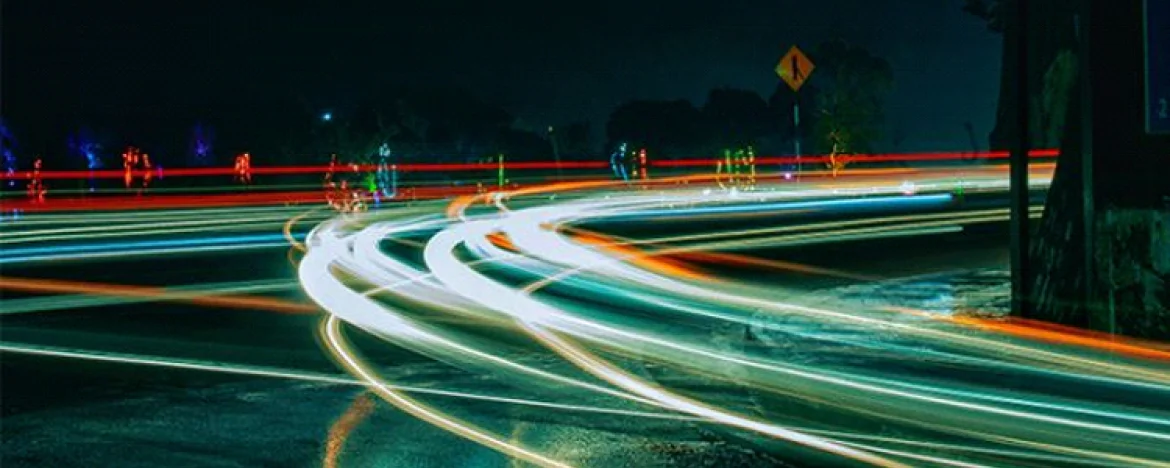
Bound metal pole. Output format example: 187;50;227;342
794;100;802;181
1078;0;1103;332
1010;0;1032;317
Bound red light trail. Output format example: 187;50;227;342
0;149;1058;181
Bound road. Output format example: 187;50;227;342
3;164;1169;467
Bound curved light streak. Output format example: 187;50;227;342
299;168;1170;467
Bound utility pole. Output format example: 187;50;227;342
1079;0;1101;332
794;100;802;180
1010;0;1032;318
776;46;815;182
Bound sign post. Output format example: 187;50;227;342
776;46;815;180
1146;0;1170;134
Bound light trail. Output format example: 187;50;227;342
8;156;1166;465
323;392;377;468
15;202;303;235
285;163;1151;463
0;342;702;422
484;211;1170;463
0;276;315;314
0;213;329;245
296;164;1170;466
320;316;572;468
422;212;908;465
1;204;314;225
2;241;297;264
0;149;1057;181
942;310;1170;361
0;232;306;265
1;160;1054;216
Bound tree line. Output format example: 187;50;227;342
1;39;891;171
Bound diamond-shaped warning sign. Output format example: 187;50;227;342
776;46;815;92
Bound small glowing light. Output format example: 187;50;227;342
784;172;794;180
901;181;917;195
322;112;333;122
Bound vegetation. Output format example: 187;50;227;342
606;39;892;169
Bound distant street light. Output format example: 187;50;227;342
321;112;333;122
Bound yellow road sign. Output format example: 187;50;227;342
776;46;815;92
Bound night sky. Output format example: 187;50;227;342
2;0;1001;161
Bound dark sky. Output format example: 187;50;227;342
2;0;1001;160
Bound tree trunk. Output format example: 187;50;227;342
1029;73;1090;328
1004;0;1170;340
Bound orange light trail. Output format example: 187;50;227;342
0;276;316;314
674;250;880;282
885;306;1170;362
955;315;1170;362
323;392;377;468
569;230;709;281
556;225;878;282
486;232;521;253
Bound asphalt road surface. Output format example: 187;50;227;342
4;166;1168;467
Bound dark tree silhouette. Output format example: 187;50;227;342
810;38;893;172
556;121;594;160
700;87;772;151
493;128;553;161
606;100;704;158
304;87;538;164
407;88;513;159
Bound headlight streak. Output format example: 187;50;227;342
0;233;304;265
1;212;330;244
515;205;1170;391
5;164;1164;465
0;342;698;422
488;218;1170;463
300;228;678;408
6;176;1104;463
2;204;316;226
551;224;1170;390
422;204;1045;466
528;253;1170;416
308;211;887;465
298;169;1169;466
1;240;297;264
309;219;907;466
558;206;1045;248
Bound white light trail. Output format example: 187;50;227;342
289;168;1170;466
